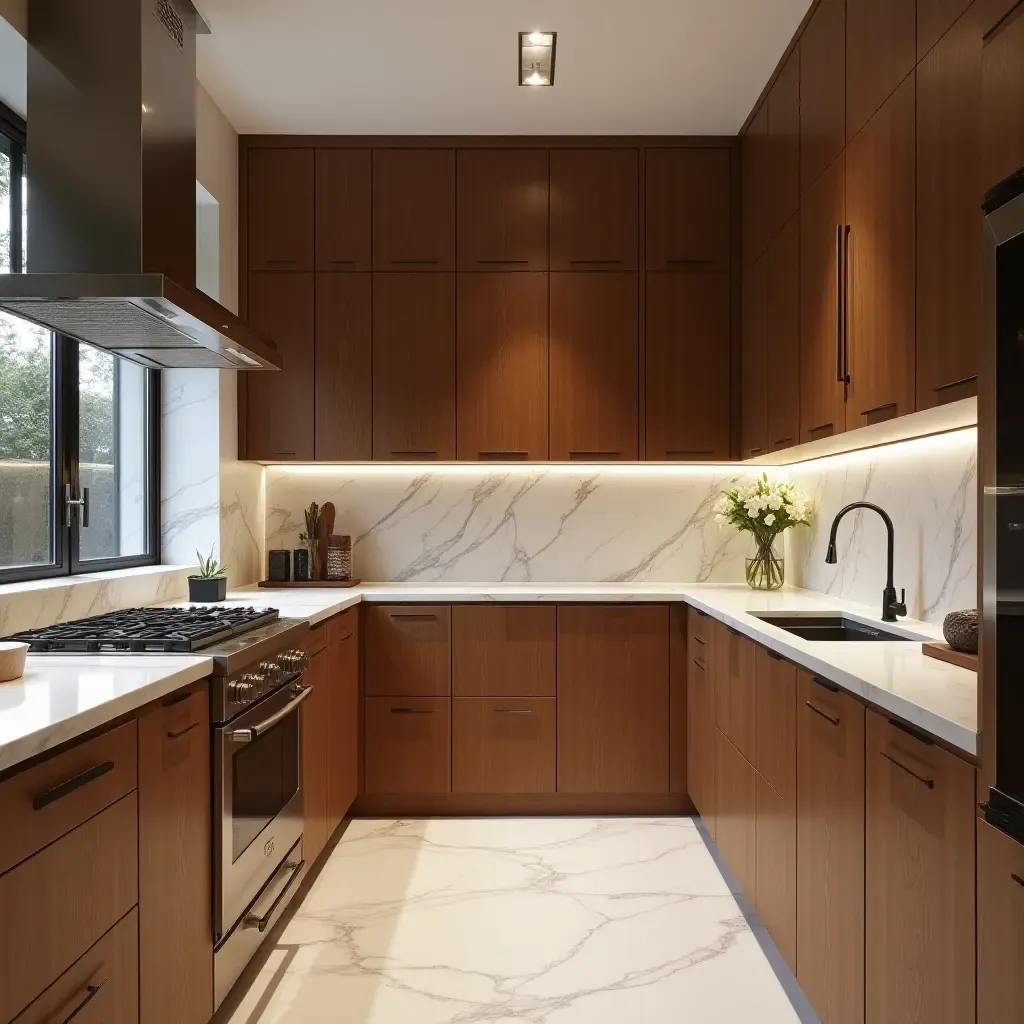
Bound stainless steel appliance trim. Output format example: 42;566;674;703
229;684;312;742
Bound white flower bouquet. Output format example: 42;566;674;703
713;473;812;590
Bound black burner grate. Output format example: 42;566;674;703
8;605;280;653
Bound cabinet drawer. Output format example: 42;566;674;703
12;908;138;1024
329;606;358;642
452;605;556;697
689;608;711;659
365;605;452;696
453;698;555;793
364;697;451;793
716;625;756;764
0;720;138;876
0;793;138;1023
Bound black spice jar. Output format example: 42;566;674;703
268;550;291;582
293;548;311;581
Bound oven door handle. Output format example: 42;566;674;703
228;685;313;743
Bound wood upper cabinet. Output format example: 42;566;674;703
846;0;917;140
715;728;758;904
645;271;731;461
765;213;801;452
246;272;315;461
846;76;917;428
372;273;456;459
917;5;983;409
977;818;1024;1024
918;0;975;59
556;605;670;793
138;684;212;1024
364;697;451;794
550;149;639;270
797;671;866;1024
981;1;1024;194
326;610;359;834
372;149;456;270
687;611;717;836
715;625;757;764
800;153;847;442
315;273;372;459
457;150;549;270
248;148;314;271
301;635;330;864
741;254;768;459
743;102;770;265
315;148;371;271
456;273;548;460
452;605;556;697
766;48;801;241
365;605;452;697
550;272;639;460
645;148;732;272
865;710;976;1024
801;0;846;194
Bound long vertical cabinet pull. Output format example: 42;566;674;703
835;224;844;383
842;224;851;385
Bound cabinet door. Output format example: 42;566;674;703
364;697;451;793
799;154;847;442
669;605;689;796
645;148;731;272
687;613;716;836
457;150;548;270
765;214;801;452
801;0;847;194
865;711;976;1024
452;605;556;697
981;2;1024;195
754;649;797;800
919;0;974;59
372;273;456;459
326;610;359;835
978;818;1024;1024
556;605;669;793
453;698;556;793
743;102;770;266
917;7;982;409
315;149;371;271
302;640;329;864
847;0;917;140
715;729;757;902
550;273;639;460
246;272;315;460
756;775;797;973
248;148;314;271
138;684;212;1024
456;273;548;460
645;271;731;461
766;48;801;240
373;149;456;271
315;273;372;459
365;605;452;697
550;149;639;270
797;672;866;1024
741;254;768;459
846;76;917;428
715;625;756;765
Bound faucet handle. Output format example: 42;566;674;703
894;588;908;618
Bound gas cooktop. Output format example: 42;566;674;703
8;605;280;654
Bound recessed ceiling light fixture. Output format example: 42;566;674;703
519;30;556;86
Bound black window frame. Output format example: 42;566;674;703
0;99;161;584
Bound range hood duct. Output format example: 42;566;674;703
0;0;281;370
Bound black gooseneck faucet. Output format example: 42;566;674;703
825;502;907;623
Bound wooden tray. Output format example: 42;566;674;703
257;579;362;589
922;641;978;672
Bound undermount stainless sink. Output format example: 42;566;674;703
751;614;926;643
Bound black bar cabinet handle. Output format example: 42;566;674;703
805;701;841;727
167;721;201;740
933;375;978;392
161;689;192;707
842;224;851;383
266;259;297;265
477;259;529;265
835;224;844;382
1011;873;1024;888
391;707;434;715
390;259;438;265
33;761;115;811
328;259;357;265
667;258;713;266
812;675;841;693
494;708;535;715
390;612;437;620
881;751;935;789
569;451;621;460
887;717;935;746
59;980;107;1024
569;259;623;265
478;451;529;460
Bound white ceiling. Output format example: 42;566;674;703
196;0;812;136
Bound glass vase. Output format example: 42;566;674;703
746;535;784;591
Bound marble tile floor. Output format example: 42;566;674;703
222;817;818;1024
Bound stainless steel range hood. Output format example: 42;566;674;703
0;0;282;370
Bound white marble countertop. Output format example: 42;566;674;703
0;655;212;775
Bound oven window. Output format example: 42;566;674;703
232;713;299;862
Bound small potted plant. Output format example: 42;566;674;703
714;473;812;590
188;547;228;602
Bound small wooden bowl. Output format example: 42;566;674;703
0;642;29;682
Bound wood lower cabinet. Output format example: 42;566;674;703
549;272;639;461
138;684;212;1024
796;672;866;1024
800;0;846;194
556;605;670;793
669;605;689;796
365;605;452;697
645;271;731;461
456;272;549;460
364;697;451;794
865;710;976;1024
452;698;556;793
755;774;797;972
765;213;801;452
302;634;330;864
452;605;556;697
327;610;360;834
248;148;314;271
982;1;1024;192
977;818;1024;1024
372;273;457;460
687;613;717;837
715;624;756;765
315;148;371;271
715;729;757;902
754;649;797;803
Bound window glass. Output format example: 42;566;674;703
0;145;10;272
